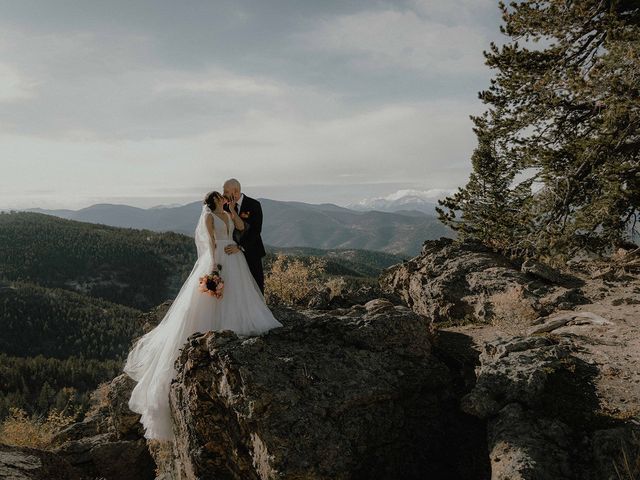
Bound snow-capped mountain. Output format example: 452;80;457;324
348;189;453;214
149;203;185;209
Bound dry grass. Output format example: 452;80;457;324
489;285;539;335
325;276;347;300
614;428;640;480
264;254;325;306
0;406;77;449
148;438;177;478
84;381;111;419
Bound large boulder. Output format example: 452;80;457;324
163;302;486;480
52;433;154;480
106;373;148;440
0;443;82;480
461;334;639;480
49;367;156;480
380;237;586;324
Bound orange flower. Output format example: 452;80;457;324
197;271;224;298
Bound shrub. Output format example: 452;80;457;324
614;428;640;480
489;285;539;335
325;276;347;300
264;254;325;306
0;406;76;448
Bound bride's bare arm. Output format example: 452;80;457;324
205;214;216;252
228;208;245;231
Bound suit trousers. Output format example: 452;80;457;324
244;253;265;294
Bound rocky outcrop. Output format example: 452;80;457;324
460;334;639;480
34;297;485;479
14;239;635;480
163;300;488;480
52;432;154;480
0;443;83;480
138;299;174;333
318;284;399;310
380;237;587;324
381;237;640;478
300;283;398;311
47;373;156;480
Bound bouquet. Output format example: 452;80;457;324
198;264;224;299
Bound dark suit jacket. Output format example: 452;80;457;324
229;195;266;259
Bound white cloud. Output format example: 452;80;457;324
383;188;455;201
0;26;157;78
0;2;498;209
299;7;489;76
0;63;39;102
152;68;285;97
0;25;354;141
408;0;497;24
0;98;477;208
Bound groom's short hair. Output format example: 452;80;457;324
224;178;241;191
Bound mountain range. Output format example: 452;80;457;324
25;198;452;255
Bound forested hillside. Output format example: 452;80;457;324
0;353;124;420
0;281;142;360
0;211;196;420
0;211;196;310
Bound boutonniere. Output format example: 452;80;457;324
240;211;250;219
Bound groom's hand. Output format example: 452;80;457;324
224;244;241;254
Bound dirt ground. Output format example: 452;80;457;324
442;273;640;424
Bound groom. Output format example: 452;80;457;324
222;178;267;294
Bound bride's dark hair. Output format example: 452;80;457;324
204;191;223;210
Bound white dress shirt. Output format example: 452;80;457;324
235;193;245;252
236;193;245;213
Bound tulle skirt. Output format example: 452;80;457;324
123;238;282;440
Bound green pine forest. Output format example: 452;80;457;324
0;211;197;310
0;211;199;420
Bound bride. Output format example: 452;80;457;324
123;190;283;441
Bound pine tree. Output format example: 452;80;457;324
439;0;640;259
436;121;531;254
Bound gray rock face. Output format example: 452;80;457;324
305;286;332;309
52;433;154;480
164;302;482;480
298;284;395;311
460;334;638;480
520;258;568;284
106;373;147;439
0;443;82;480
380;237;586;324
48;373;156;480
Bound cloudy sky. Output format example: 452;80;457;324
0;0;502;210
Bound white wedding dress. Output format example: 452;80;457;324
123;204;283;441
